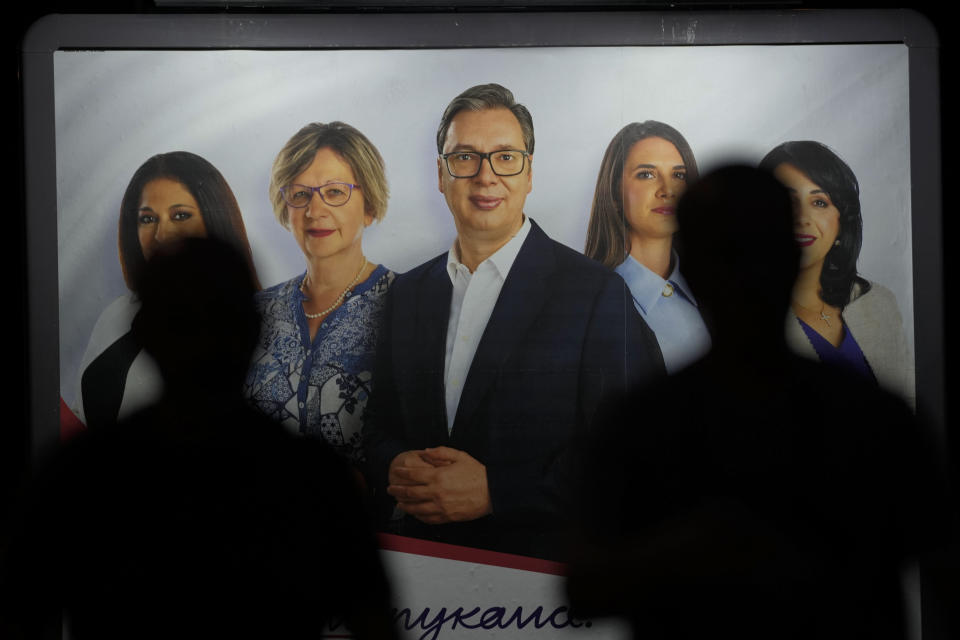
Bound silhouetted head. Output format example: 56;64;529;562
759;141;864;307
131;237;260;400
677;165;797;343
118;151;260;292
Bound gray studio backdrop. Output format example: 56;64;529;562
55;45;912;403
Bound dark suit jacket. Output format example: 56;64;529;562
363;220;664;560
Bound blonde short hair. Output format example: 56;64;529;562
268;122;389;228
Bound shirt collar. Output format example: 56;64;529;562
446;215;531;284
669;260;697;305
615;252;699;314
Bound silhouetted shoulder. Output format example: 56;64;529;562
7;401;389;639
587;353;936;546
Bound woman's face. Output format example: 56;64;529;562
288;147;372;264
773;163;840;272
137;178;208;262
621;137;688;246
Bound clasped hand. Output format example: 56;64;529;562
386;447;492;524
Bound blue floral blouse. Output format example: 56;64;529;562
244;265;394;464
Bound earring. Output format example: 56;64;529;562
834;239;840;246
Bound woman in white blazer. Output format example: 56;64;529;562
74;152;261;428
760;141;914;407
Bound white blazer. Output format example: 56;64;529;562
786;280;915;409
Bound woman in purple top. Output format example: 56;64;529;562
760;141;914;406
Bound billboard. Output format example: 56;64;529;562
21;11;941;639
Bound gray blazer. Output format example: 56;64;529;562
786;280;915;408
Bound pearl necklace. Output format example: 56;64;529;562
300;257;368;320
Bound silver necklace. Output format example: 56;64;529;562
300;256;367;320
793;299;832;327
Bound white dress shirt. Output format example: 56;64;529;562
444;217;532;433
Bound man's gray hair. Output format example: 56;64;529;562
436;83;535;155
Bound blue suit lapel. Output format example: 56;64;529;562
451;221;556;437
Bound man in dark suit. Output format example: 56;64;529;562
363;83;663;561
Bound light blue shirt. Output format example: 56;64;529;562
616;254;710;374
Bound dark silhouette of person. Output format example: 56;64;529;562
3;238;396;640
566;166;951;640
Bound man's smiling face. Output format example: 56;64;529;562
438;108;532;244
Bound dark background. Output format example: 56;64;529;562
10;0;953;564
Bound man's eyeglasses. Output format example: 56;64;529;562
441;150;530;178
280;182;361;208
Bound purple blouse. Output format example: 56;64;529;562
797;318;877;384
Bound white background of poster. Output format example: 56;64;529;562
55;45;912;404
